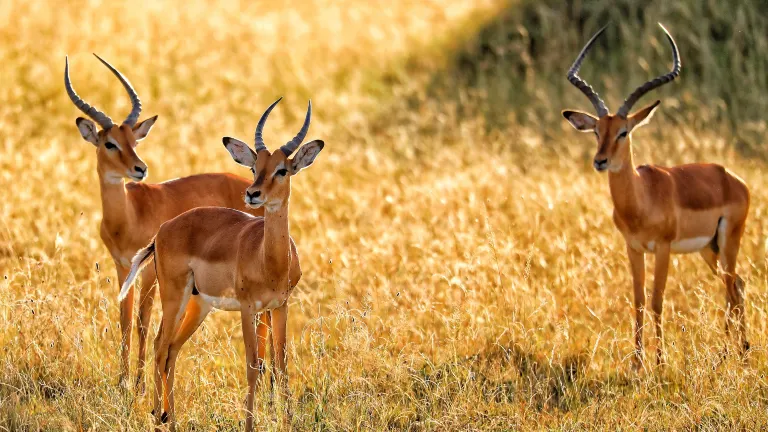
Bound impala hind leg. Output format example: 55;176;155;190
116;264;133;388
164;295;211;430
136;264;157;393
651;243;671;366
153;273;192;430
627;246;646;369
719;220;749;353
700;247;734;351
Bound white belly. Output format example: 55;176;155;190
196;295;285;312
198;293;242;311
671;236;712;253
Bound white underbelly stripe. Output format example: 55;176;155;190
671;236;712;253
198;293;242;311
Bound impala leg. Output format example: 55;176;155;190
627;245;646;369
153;274;189;430
270;303;291;421
699;247;718;275
116;264;133;388
264;311;276;397
136;263;157;393
242;308;266;432
720;222;749;353
256;311;270;393
651;243;671;366
700;248;733;348
165;296;211;431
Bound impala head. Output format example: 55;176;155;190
562;23;681;173
65;54;158;183
223;98;324;212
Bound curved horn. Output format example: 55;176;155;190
254;97;283;152
280;100;311;157
616;23;681;118
93;54;142;127
64;56;114;129
567;25;610;118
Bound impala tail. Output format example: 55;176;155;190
118;239;156;302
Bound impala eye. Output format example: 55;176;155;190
105;142;117;150
276;169;288;177
618;130;628;139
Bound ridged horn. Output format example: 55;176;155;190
616;23;681;118
64;56;114;129
566;25;610;118
93;53;142;127
254;97;283;152
280;100;311;156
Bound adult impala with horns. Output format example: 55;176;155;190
561;24;750;366
65;54;263;390
119;97;320;430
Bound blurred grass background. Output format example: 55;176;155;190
2;0;768;430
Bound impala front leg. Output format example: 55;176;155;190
271;303;291;418
242;308;265;432
652;243;671;366
627;245;646;368
116;264;133;388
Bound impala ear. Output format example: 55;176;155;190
562;110;598;132
132;115;158;141
76;117;100;145
289;140;324;174
222;137;257;167
628;100;661;131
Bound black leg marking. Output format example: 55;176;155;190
710;216;723;254
161;411;169;423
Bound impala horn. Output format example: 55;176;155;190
279;100;311;157
64;56;115;129
93;54;143;127
616;23;681;118
254;97;283;152
566;25;610;118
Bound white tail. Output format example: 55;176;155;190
118;239;156;302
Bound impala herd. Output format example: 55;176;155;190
63;23;751;431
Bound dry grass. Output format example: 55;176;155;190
2;0;768;430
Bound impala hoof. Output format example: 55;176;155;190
161;411;169;423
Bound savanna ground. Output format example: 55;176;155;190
2;0;768;430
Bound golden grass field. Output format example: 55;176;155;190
2;0;768;430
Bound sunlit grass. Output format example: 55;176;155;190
2;0;768;430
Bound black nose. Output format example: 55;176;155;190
134;166;145;174
246;190;261;199
593;158;608;171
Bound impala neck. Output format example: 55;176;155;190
263;198;292;279
607;142;643;218
97;166;131;232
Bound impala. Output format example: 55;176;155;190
562;24;750;366
119;98;320;430
65;54;263;389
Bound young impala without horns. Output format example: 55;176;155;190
562;24;750;366
65;54;263;389
119;98;321;430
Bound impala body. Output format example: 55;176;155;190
65;55;263;389
562;24;750;366
120;98;323;431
